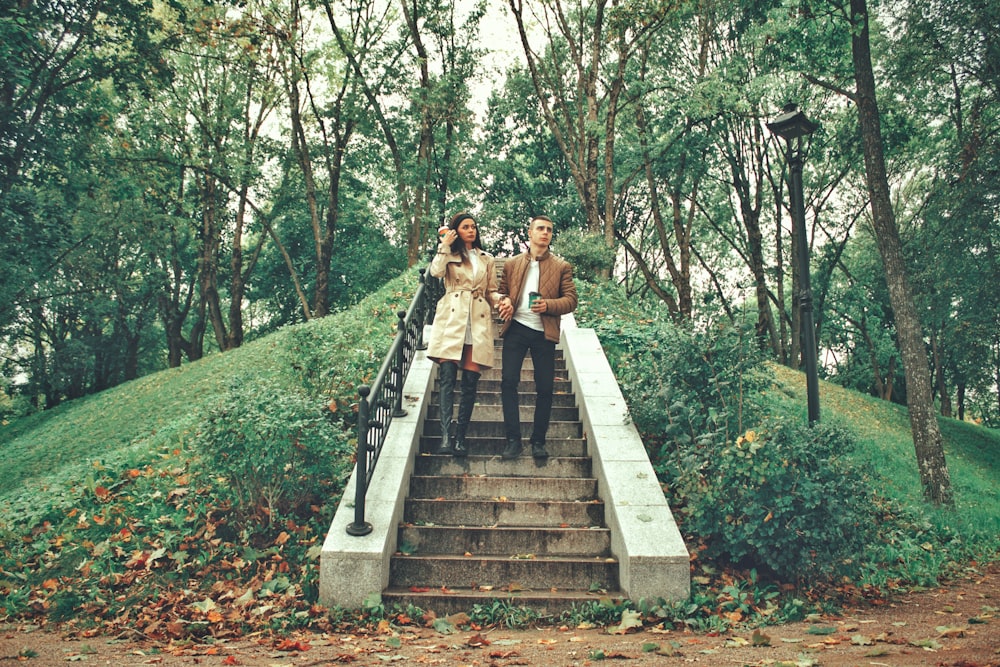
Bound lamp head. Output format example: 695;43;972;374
767;103;818;140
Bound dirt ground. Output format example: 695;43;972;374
2;564;998;667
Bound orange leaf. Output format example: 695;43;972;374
275;639;310;652
221;656;240;665
409;586;430;593
94;486;110;500
274;531;290;546
41;578;59;591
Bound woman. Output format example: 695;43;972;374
426;212;502;456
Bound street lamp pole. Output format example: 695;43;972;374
768;104;820;424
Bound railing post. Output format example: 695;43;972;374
346;385;373;536
416;269;428;350
393;311;408;418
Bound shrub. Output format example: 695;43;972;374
197;370;352;521
670;418;878;581
600;317;769;451
586;302;877;581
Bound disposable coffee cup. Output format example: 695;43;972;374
528;291;541;307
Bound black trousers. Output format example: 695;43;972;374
501;320;556;444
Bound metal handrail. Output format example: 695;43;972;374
346;267;443;536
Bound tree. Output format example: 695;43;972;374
326;0;483;267
507;0;670;271
849;0;952;505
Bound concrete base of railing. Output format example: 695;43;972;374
560;327;691;603
318;341;436;610
319;320;690;610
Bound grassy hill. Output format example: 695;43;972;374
1;270;998;632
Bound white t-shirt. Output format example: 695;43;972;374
513;257;543;331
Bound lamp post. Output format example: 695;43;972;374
768;103;820;424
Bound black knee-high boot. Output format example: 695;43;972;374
436;362;458;454
453;370;481;457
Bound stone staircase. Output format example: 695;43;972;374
381;341;628;615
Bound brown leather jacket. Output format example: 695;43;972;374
499;250;577;343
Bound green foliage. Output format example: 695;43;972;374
0;268;420;628
467;599;543;629
552;229;615;281
593;308;769;453
669;419;879;580
197;370;351;521
574;280;984;584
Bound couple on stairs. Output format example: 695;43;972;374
425;212;578;460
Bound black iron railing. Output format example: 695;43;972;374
346;267;444;536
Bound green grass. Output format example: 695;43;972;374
0;270;418;533
768;362;1000;565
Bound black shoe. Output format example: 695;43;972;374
531;441;549;459
501;438;523;460
452;437;468;457
434;437;455;455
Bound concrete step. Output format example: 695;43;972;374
407;474;596;501
418;436;587;458
397;525;611;556
477;370;571;383
403;498;605;527
426;404;580;422
452;379;574;393
420;419;582;439
430;389;577;407
412;454;592;478
381;585;625;617
434;368;570;382
389;553;619;591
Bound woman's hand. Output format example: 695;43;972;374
440;229;458;246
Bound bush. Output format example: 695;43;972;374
600;317;769;451
197;370;352;521
587;303;877;581
670;418;878;581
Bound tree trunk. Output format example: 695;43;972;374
198;174;229;351
931;330;952;417
851;0;952;505
956;382;965;422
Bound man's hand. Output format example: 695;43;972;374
498;296;514;321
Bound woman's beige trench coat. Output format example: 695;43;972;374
426;245;500;369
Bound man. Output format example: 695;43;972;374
496;215;578;459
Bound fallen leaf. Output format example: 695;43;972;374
274;639;311;652
466;633;490;647
909;638;942;650
936;625;966;638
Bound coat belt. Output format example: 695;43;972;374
447;287;485;299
